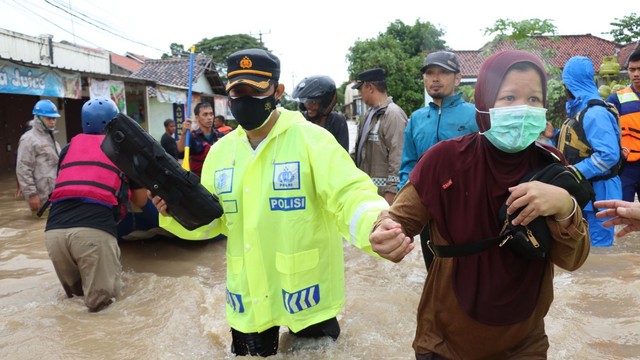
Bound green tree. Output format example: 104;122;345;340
607;13;640;44
545;78;566;129
483;18;557;40
336;85;345;112
194;34;268;81
161;43;189;59
484;18;566;126
163;35;268;80
483;18;558;59
346;19;446;114
279;93;299;111
458;84;475;104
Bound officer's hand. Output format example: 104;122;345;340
183;119;192;131
150;193;170;216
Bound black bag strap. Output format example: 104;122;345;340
577;100;624;181
427;222;510;258
112;171;130;222
427;146;591;258
36;196;51;218
428;236;502;258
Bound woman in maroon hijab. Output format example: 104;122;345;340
369;50;590;359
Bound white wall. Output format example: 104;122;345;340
0;28;110;74
192;73;213;94
147;96;175;141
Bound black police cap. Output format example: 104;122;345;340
352;68;386;90
225;49;281;93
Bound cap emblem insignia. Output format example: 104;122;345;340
239;56;253;69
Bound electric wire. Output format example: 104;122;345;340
2;0;166;55
42;0;165;53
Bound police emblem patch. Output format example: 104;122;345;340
273;162;300;190
215;168;234;194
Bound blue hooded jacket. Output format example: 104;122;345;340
398;92;477;189
562;56;621;183
562;56;621;246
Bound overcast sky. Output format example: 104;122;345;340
1;0;637;91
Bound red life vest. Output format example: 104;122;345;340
50;134;125;207
188;130;217;177
189;143;211;177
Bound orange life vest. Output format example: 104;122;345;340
617;87;640;162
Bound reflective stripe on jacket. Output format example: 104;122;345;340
50;134;122;206
160;108;388;334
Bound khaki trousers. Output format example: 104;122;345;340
45;227;121;312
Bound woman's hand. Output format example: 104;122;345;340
369;218;414;262
505;181;574;226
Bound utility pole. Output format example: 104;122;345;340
250;30;271;46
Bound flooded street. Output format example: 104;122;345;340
1;121;639;359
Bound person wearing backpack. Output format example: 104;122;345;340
606;49;640;203
558;56;622;246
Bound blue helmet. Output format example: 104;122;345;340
32;99;61;117
81;97;119;134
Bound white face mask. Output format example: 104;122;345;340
480;105;547;153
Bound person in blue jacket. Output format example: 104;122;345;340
559;56;622;246
398;51;477;268
398;51;477;191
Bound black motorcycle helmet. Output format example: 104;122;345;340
291;75;337;122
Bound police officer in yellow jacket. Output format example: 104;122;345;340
153;49;390;357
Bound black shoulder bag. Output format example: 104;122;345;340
427;150;594;260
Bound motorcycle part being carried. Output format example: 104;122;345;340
101;113;223;230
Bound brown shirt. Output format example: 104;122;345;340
376;183;590;358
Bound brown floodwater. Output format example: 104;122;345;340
2;121;639;359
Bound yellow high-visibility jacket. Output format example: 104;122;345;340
161;108;388;333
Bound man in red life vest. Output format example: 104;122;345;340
177;102;221;177
44;97;148;312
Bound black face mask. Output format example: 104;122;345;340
228;94;277;130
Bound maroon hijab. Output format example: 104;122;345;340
410;50;553;325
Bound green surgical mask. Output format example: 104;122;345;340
481;105;547;153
